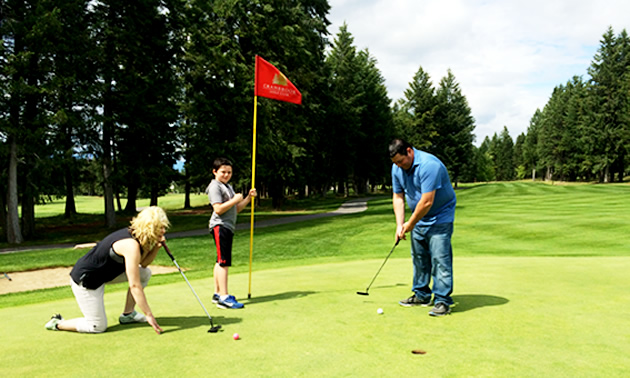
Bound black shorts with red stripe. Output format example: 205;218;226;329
211;225;234;267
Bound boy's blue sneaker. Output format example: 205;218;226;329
217;295;244;309
212;293;220;304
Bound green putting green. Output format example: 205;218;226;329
2;255;629;376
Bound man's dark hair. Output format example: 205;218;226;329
213;157;233;170
388;139;413;158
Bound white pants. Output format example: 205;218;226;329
70;266;152;333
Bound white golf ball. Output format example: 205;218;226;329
377;308;384;314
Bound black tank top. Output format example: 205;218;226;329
70;228;140;289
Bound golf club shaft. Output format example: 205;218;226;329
363;239;400;292
162;242;213;322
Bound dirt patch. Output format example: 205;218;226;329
0;266;179;295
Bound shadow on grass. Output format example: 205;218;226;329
354;282;407;294
451;294;509;313
107;315;241;334
242;290;317;305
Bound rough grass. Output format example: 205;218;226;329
0;193;348;247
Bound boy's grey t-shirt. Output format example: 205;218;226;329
207;179;237;232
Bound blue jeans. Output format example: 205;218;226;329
410;222;454;306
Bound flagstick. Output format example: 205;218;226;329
248;95;258;299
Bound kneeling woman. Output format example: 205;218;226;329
45;206;169;334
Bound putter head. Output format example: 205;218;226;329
356;291;369;296
208;325;222;333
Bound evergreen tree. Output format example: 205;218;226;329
352;49;393;193
175;0;251;207
538;77;586;182
91;0;179;214
587;27;630;182
325;23;362;195
494;127;514;181
394;66;437;150
523;109;542;180
115;0;178;211
538;85;567;181
474;133;497;182
433;69;475;186
1;0;60;241
220;0;330;207
536;78;591;182
513;133;526;179
45;0;98;218
562;76;588;181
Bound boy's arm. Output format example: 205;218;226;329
236;188;257;213
212;194;243;215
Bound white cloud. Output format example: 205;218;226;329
327;0;630;144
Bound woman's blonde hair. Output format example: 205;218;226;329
129;206;170;253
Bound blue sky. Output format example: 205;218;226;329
327;0;630;144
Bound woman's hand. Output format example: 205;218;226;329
146;314;163;335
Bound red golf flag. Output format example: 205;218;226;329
254;55;302;105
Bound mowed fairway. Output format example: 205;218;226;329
1;182;629;376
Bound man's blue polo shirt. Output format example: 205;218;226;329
391;148;456;226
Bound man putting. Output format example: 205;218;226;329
389;139;456;316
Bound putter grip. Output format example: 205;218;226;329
162;242;176;261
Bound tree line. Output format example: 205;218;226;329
1;0;628;244
478;27;630;183
0;0;473;243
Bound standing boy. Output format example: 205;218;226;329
389;139;456;317
206;157;256;309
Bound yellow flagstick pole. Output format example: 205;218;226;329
248;95;258;299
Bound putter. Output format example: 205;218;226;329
357;239;400;296
162;242;222;333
